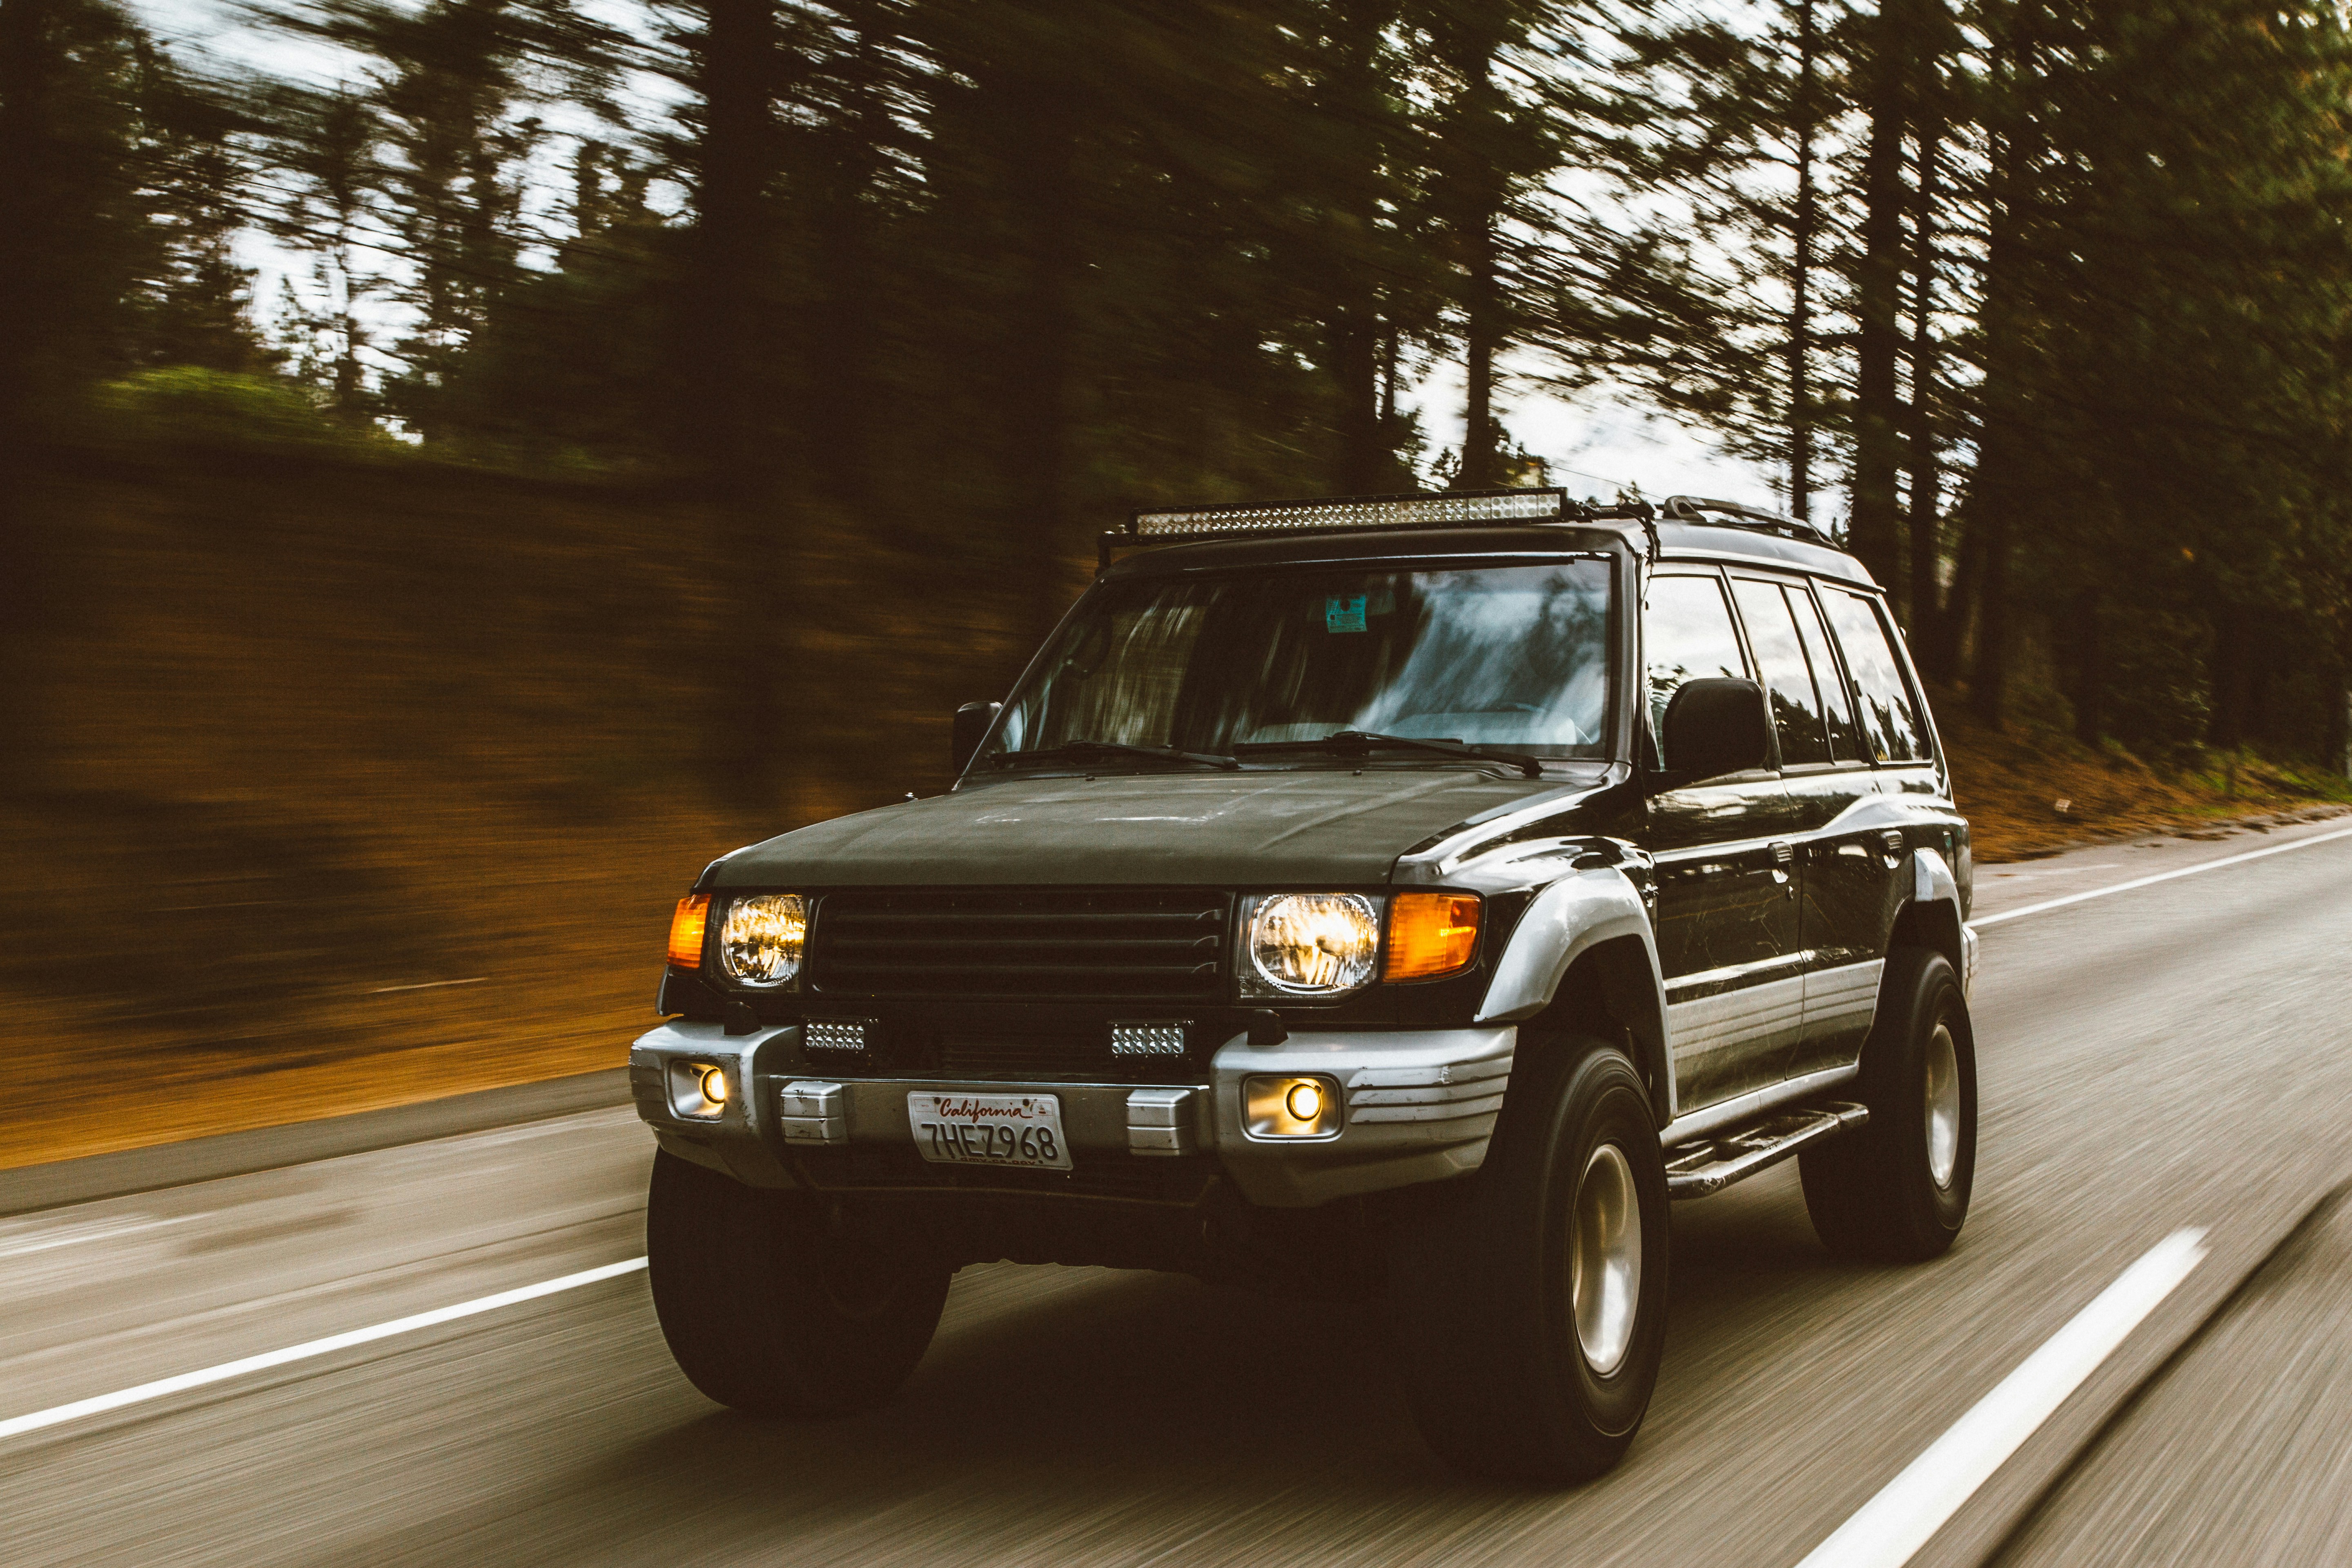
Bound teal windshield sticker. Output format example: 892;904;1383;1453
1325;594;1367;633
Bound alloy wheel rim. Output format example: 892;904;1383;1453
1924;1022;1961;1189
1571;1142;1642;1377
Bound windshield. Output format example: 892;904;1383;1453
982;558;1616;768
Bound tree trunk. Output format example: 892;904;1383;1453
806;7;888;525
0;0;68;797
1460;206;1498;487
685;0;791;804
1968;0;2042;728
2067;586;2101;744
991;67;1081;649
2207;606;2250;753
1905;94;1942;650
1849;2;1909;603
1932;497;1982;683
1787;0;1817;522
1451;33;1505;491
1327;0;1391;493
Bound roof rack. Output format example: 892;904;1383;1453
1100;487;1659;568
1659;495;1835;547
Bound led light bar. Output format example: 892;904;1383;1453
804;1019;872;1052
1131;488;1568;539
1110;1021;1189;1058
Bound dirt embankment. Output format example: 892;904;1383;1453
1934;687;2350;863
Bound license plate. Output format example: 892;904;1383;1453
908;1091;1074;1171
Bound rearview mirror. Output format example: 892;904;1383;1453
1657;677;1772;785
951;701;1001;775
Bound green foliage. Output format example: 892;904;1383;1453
89;366;388;452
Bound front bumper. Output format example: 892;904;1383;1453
628;1020;1514;1209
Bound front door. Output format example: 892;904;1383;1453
1639;570;1803;1112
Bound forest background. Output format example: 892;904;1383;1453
4;0;2352;1163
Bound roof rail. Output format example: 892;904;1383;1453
1659;495;1835;547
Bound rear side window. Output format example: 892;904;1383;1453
1788;585;1864;762
1730;578;1831;766
1821;589;1929;762
1642;574;1746;767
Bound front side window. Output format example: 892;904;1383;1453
1820;589;1929;762
1731;577;1832;766
1642;573;1748;768
985;559;1615;765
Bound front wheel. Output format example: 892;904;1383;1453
1388;1037;1670;1484
1800;948;1978;1261
646;1149;951;1415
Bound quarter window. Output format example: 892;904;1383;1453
1642;574;1747;768
1821;589;1929;762
1730;578;1831;766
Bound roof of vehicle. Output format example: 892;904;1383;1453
1100;515;1879;590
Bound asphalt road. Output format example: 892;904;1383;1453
5;815;2352;1567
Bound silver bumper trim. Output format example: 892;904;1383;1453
1211;1027;1516;1207
629;1022;1519;1208
778;1080;849;1145
1125;1087;1201;1156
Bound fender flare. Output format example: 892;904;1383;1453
1476;867;1674;1124
1892;846;1973;997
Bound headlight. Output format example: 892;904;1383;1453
719;893;807;989
1243;893;1380;997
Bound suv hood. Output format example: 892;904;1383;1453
714;769;1601;889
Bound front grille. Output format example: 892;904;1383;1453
937;1032;1103;1077
813;888;1231;1003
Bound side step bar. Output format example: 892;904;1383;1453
1664;1101;1869;1200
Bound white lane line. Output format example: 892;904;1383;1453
1971;824;2352;929
1796;1228;2208;1568
0;1256;647;1443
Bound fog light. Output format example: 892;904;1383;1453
1244;1074;1342;1140
668;1059;729;1119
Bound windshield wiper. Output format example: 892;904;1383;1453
1234;731;1544;779
994;739;1240;771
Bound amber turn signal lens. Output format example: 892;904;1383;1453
666;893;710;969
1383;892;1481;981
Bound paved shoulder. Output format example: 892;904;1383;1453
0;1068;632;1218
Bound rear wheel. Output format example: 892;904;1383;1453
646;1149;951;1415
1800;949;1977;1261
1388;1036;1670;1483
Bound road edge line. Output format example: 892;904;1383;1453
0;1256;648;1444
1969;824;2352;930
1956;1180;2352;1568
1794;1230;2208;1568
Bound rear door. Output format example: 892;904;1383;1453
1752;577;1904;1074
1638;569;1802;1113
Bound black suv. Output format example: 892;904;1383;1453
630;488;1977;1483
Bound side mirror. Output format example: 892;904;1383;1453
951;701;1001;775
1658;677;1772;785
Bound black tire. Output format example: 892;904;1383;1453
1800;948;1977;1262
646;1149;952;1415
1388;1037;1670;1484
